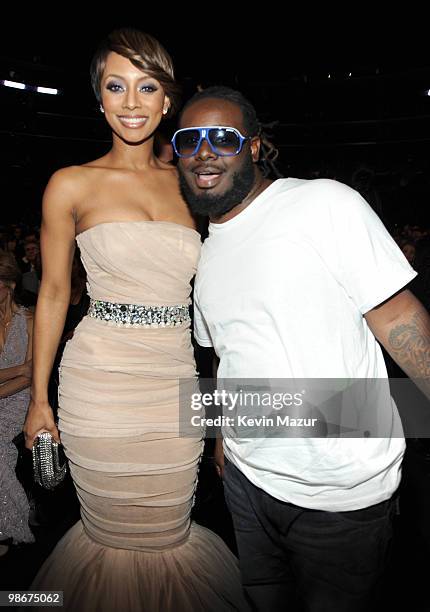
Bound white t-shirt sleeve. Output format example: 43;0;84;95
317;181;417;314
193;289;213;347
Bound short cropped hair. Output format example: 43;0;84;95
180;86;260;137
90;27;181;117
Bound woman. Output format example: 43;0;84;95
0;251;34;556
23;28;247;611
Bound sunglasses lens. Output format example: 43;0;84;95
174;129;201;156
173;128;243;157
209;129;240;155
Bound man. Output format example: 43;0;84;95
21;240;41;296
173;86;430;611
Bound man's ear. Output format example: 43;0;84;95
250;136;261;162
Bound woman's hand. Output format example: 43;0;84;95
20;359;33;379
23;400;60;450
214;436;225;479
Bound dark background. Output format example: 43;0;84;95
0;16;429;229
1;18;430;609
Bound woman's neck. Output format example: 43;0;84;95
107;134;157;171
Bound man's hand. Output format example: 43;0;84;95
214;437;225;479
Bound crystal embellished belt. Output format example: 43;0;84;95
88;299;191;327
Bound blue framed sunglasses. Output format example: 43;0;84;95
171;126;251;158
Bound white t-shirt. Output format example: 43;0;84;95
194;178;417;511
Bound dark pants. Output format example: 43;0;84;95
223;458;394;612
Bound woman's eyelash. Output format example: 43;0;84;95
106;82;123;91
105;83;158;92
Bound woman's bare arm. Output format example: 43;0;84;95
0;376;31;398
23;168;78;447
0;363;26;383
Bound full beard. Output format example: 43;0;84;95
178;155;256;218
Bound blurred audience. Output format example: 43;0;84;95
0;252;34;556
21;241;41;298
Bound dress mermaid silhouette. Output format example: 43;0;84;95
32;222;247;611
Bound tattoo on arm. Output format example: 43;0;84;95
388;310;430;384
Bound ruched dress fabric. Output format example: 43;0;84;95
31;222;247;612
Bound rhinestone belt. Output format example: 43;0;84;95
88;299;191;327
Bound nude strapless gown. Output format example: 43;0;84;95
31;222;248;611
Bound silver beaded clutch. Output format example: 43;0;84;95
32;432;67;490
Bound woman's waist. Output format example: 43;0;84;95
61;314;195;372
86;297;191;328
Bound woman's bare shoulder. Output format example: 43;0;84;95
48;159;107;184
44;161;108;211
45;165;89;195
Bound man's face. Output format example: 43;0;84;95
176;99;260;218
25;242;39;262
401;243;416;264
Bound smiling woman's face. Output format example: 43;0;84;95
100;52;169;144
